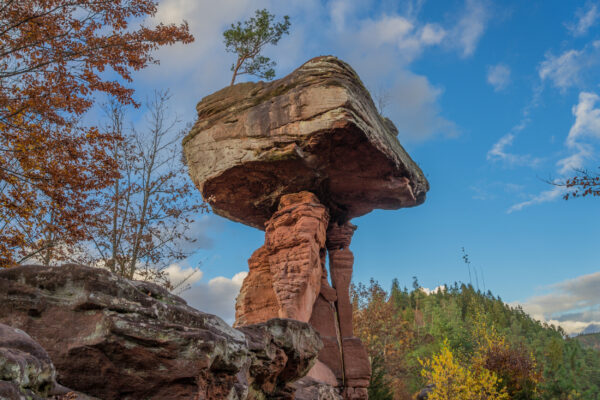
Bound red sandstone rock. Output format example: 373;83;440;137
0;264;323;400
235;191;329;326
309;288;343;383
187;56;430;400
183;56;429;229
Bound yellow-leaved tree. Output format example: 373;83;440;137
420;338;509;400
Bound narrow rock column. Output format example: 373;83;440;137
308;267;344;386
235;191;329;326
327;222;371;400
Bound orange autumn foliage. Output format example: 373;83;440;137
0;0;193;265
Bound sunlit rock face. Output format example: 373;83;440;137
0;265;323;400
184;56;429;399
183;55;428;229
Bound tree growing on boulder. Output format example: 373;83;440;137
223;9;290;85
0;0;193;266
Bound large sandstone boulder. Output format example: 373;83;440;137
0;264;323;400
183;56;429;400
183;55;428;229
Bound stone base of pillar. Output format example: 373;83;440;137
343;387;369;400
235;196;371;399
342;337;371;389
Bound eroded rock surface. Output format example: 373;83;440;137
183;55;428;229
235;191;329;326
0;264;322;400
186;56;429;400
0;323;56;399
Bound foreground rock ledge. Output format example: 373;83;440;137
0;264;324;400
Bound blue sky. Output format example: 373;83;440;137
121;0;600;333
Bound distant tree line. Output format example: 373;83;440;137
354;279;600;399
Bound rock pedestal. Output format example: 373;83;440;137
185;56;430;400
235;194;370;398
234;191;329;326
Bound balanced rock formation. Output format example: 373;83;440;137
184;56;429;399
0;264;322;400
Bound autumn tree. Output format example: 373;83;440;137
0;0;193;266
563;168;600;199
352;279;413;397
420;339;509;400
81;91;206;289
223;9;290;86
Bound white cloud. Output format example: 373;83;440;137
180;271;248;324
539;49;585;91
486;64;511;91
420;23;447;45
501;91;600;212
539;42;600;91
421;285;446;295
515;271;600;335
506;186;566;213
164;262;203;287
566;92;600;146
487;133;541;167
329;0;353;32
555;91;600;174
356;16;446;65
566;3;599;37
387;71;457;140
450;0;489;57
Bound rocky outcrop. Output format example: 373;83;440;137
0;323;57;399
0;264;322;400
183;56;428;229
235;191;329;326
0;323;94;400
184;56;429;400
293;377;344;400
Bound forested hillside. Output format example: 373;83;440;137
352;279;600;399
575;333;600;352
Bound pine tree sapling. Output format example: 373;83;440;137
223;9;290;85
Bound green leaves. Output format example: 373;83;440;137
223;9;290;85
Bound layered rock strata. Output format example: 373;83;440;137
183;56;428;229
235;191;329;326
233;193;370;396
184;56;430;400
0;264;323;400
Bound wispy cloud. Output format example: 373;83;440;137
486;64;511;91
487;133;542;167
566;3;599;37
508;91;600;212
450;0;490;58
539;41;600;91
515;271;600;335
506;186;566;213
487;84;544;170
